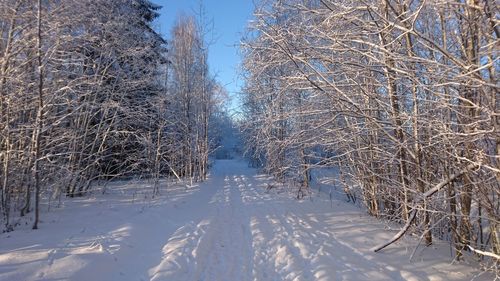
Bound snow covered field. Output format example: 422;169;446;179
0;159;491;281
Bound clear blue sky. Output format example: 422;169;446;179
152;0;255;114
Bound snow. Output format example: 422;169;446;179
0;159;492;281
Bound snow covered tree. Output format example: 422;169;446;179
0;0;168;230
166;14;215;182
241;0;499;264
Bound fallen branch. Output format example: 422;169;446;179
467;245;500;260
372;163;478;253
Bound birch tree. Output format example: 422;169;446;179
168;14;215;182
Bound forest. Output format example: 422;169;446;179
0;0;230;230
0;0;498;278
241;0;498;266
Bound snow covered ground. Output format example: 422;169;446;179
0;159;492;281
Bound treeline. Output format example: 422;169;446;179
241;0;498;265
0;0;223;231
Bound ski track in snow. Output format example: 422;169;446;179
0;159;492;281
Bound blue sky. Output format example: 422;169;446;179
152;0;255;114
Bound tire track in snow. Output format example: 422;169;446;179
150;172;254;281
193;175;253;281
238;175;297;281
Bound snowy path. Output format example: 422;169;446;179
0;160;490;281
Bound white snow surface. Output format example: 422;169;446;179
0;159;491;281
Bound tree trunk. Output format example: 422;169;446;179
32;0;43;230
